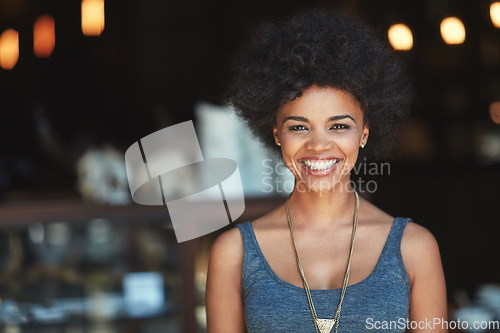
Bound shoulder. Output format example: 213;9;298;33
207;225;245;296
400;221;447;322
206;225;248;332
400;221;442;286
209;225;245;266
401;221;440;254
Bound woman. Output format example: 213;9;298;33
206;9;447;333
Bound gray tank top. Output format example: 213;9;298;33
237;217;411;333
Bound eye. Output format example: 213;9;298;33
330;124;350;130
289;125;308;131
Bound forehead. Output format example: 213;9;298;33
278;85;363;120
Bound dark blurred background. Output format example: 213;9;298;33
1;0;500;332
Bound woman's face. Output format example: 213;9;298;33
273;85;369;193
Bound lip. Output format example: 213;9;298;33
298;156;342;176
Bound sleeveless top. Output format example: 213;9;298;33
237;217;411;333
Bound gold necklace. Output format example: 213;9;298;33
285;191;359;333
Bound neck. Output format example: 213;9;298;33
287;180;357;230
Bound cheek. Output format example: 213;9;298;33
340;133;363;169
325;131;362;153
339;135;362;152
280;138;299;161
279;136;303;171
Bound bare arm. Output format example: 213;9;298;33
402;222;448;333
206;227;247;333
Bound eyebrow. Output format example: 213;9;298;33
282;114;356;125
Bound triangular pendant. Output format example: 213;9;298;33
315;318;335;333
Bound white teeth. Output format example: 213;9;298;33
302;159;338;170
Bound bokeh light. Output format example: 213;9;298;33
388;24;413;51
81;0;105;36
34;15;55;58
0;29;19;70
440;17;466;45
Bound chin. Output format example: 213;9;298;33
296;177;344;194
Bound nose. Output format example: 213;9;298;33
305;130;332;152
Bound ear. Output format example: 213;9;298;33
273;124;280;146
361;123;369;146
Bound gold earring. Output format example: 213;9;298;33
360;143;365;148
277;142;281;146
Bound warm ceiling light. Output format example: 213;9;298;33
440;17;466;45
388;24;413;51
81;0;105;36
490;101;500;124
0;29;19;70
34;15;55;58
491;2;500;27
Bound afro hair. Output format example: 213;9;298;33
226;8;412;161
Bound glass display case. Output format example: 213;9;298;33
0;197;283;333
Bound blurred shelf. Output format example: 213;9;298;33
0;195;284;333
0;196;285;229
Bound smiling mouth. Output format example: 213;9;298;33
301;159;339;171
